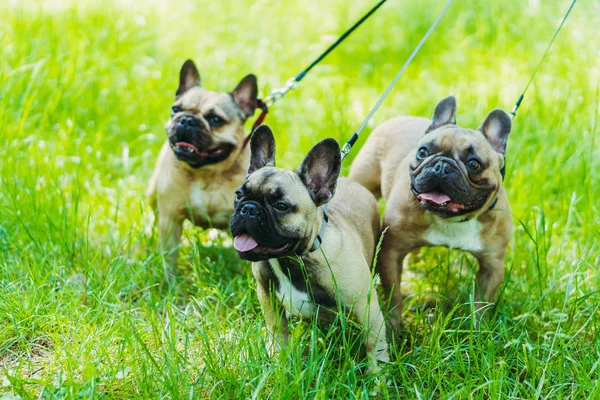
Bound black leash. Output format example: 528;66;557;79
502;0;576;181
252;2;389;255
262;0;389;107
340;0;454;161
245;1;388;150
509;0;577;119
294;0;388;84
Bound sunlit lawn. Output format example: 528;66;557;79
1;0;599;398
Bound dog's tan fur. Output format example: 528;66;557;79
147;60;257;276
349;97;513;328
231;126;389;371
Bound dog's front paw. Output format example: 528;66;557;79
265;337;283;358
367;347;391;375
388;315;405;335
368;375;394;397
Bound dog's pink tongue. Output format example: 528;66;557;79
234;234;259;252
419;192;452;205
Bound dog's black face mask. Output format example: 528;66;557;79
409;96;512;219
410;154;493;218
165;59;258;168
229;125;341;262
167;112;235;168
230;191;303;262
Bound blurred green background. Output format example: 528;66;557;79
1;0;599;398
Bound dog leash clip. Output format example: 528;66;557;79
340;132;359;161
264;77;299;107
340;142;352;161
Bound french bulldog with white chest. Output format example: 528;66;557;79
229;125;390;371
147;60;258;278
349;96;513;329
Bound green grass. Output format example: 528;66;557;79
1;0;599;398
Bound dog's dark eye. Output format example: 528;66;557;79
467;158;482;171
235;190;243;201
274;202;289;212
206;114;226;128
417;147;429;159
171;105;182;116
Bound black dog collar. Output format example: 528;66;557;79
457;196;498;223
310;204;329;252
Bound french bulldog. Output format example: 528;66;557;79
349;96;513;329
147;60;258;278
229;125;389;371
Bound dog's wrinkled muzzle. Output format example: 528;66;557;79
167;114;234;168
413;157;472;203
230;201;286;248
229;200;296;260
169;115;210;149
411;156;492;216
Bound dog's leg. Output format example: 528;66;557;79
377;228;411;333
473;250;506;315
158;214;183;282
353;291;390;374
255;283;289;356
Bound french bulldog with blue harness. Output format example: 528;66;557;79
229;125;390;372
349;96;513;330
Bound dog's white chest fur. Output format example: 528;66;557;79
188;181;232;227
268;259;315;318
189;181;208;212
423;217;483;252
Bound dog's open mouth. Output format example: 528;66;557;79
416;191;467;213
233;233;291;257
412;186;488;216
170;142;235;167
172;142;227;157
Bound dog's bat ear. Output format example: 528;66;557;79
176;60;201;98
296;139;341;206
425;96;457;133
478;109;512;155
232;74;258;119
248;125;276;176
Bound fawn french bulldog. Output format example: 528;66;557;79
230;125;389;371
350;96;513;329
147;60;258;278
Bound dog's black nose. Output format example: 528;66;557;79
240;203;259;217
433;160;450;176
178;115;199;128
